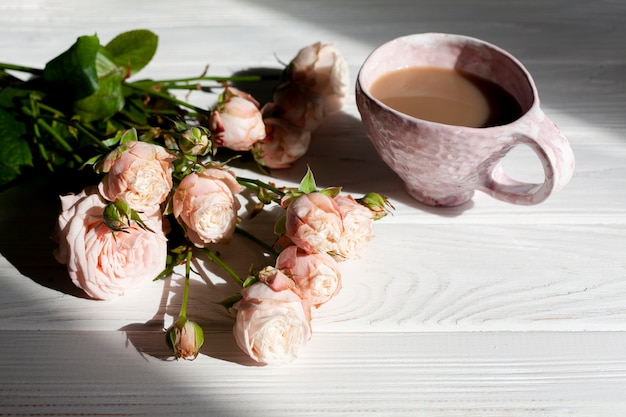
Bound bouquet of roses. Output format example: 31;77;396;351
0;30;392;365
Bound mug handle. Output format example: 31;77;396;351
481;113;575;205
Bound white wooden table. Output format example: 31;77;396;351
1;0;626;415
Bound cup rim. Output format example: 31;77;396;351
356;32;538;130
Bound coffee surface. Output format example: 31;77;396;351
370;66;523;127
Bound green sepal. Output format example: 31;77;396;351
216;293;243;312
274;214;286;236
319;186;341;198
242;275;258;288
119;127;139;144
298;166;317;194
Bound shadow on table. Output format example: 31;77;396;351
0;175;89;299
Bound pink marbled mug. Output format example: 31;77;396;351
356;33;575;206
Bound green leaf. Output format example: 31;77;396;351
104;29;158;76
298;166;317;194
72;48;125;122
43;34;100;100
0;108;32;186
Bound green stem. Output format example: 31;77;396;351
179;247;193;320
237;176;286;197
22;104;84;165
137;74;279;86
201;248;244;287
235;226;279;257
0;62;43;75
35;102;109;150
126;83;207;114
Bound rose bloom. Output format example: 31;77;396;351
54;187;167;300
233;281;311;365
253;116;311;169
334;195;375;260
98;141;176;214
172;168;243;247
288;42;349;97
269;42;349;131
284;192;343;255
209;88;266;151
276;245;342;307
271;83;326;131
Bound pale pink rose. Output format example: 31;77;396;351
334;195;375;260
233;282;311;365
55;187;167;300
98;141;175;214
276;245;341;307
269;42;349;131
271;83;325;131
253;116;311;169
210;88;266;151
288;42;350;97
257;266;296;292
172;168;243;247
284;192;343;255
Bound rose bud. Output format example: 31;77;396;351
276;246;342;307
356;193;394;220
284;192;343;255
233;281;311;365
179;127;211;156
98;140;176;215
271;83;325;131
102;200;153;233
253;117;311;169
334;195;374;260
172;167;243;247
209;87;266;151
166;318;205;360
286;42;350;98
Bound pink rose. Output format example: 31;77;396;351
210;88;266;151
172;168;243;247
334;195;374;260
233;281;311;365
271;83;325;131
253;116;311;169
276;246;341;307
288;42;349;97
98;141;175;214
269;42;349;131
284;192;343;255
55;187;167;300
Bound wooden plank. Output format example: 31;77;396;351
1;330;625;416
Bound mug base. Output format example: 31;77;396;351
405;186;474;207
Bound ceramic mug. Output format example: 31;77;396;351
356;33;575;206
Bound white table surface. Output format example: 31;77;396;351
1;0;626;416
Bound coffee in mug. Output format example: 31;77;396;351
369;66;523;128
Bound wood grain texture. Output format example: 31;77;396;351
1;0;625;415
2;331;626;416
